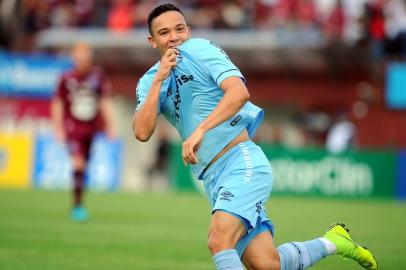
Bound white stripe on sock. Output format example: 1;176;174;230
319;237;337;255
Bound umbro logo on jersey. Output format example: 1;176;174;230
167;88;173;97
176;55;184;63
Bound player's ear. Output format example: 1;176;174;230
148;36;158;49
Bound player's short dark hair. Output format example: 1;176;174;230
147;3;184;35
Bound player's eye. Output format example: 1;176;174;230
176;27;185;32
158;31;168;36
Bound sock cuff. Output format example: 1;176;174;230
213;249;237;260
213;249;244;270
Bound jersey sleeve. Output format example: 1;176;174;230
135;79;148;112
180;39;245;86
135;75;163;114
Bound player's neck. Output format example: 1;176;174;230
75;68;91;77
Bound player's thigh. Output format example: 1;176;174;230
242;230;280;270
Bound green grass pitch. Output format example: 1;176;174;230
0;189;405;270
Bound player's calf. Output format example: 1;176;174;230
244;258;280;270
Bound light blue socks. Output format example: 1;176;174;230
213;249;244;270
213;238;333;270
277;238;331;270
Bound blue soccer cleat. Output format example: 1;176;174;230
71;206;89;222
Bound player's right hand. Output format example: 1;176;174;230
155;48;179;81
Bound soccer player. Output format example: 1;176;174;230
51;43;115;222
132;3;378;270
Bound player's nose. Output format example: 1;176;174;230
169;31;180;42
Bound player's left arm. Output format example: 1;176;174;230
51;76;67;143
182;76;249;165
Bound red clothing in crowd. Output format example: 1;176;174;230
367;2;386;40
107;1;135;31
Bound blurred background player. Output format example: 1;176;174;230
326;110;358;154
51;43;115;222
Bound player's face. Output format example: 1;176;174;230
148;11;191;55
72;44;93;74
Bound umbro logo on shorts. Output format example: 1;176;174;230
220;191;234;201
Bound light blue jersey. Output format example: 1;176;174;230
136;38;264;178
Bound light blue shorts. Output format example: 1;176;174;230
201;140;274;257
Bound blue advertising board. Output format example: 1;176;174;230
396;150;406;200
86;133;123;191
33;133;72;189
386;63;406;109
0;51;72;98
33;133;122;191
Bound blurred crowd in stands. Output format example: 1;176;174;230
0;0;405;152
0;0;405;58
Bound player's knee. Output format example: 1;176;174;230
207;230;225;254
207;235;219;254
207;228;235;254
72;156;86;171
208;211;246;254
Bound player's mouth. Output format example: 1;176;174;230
169;41;184;48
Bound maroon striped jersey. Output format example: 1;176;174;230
55;67;112;139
